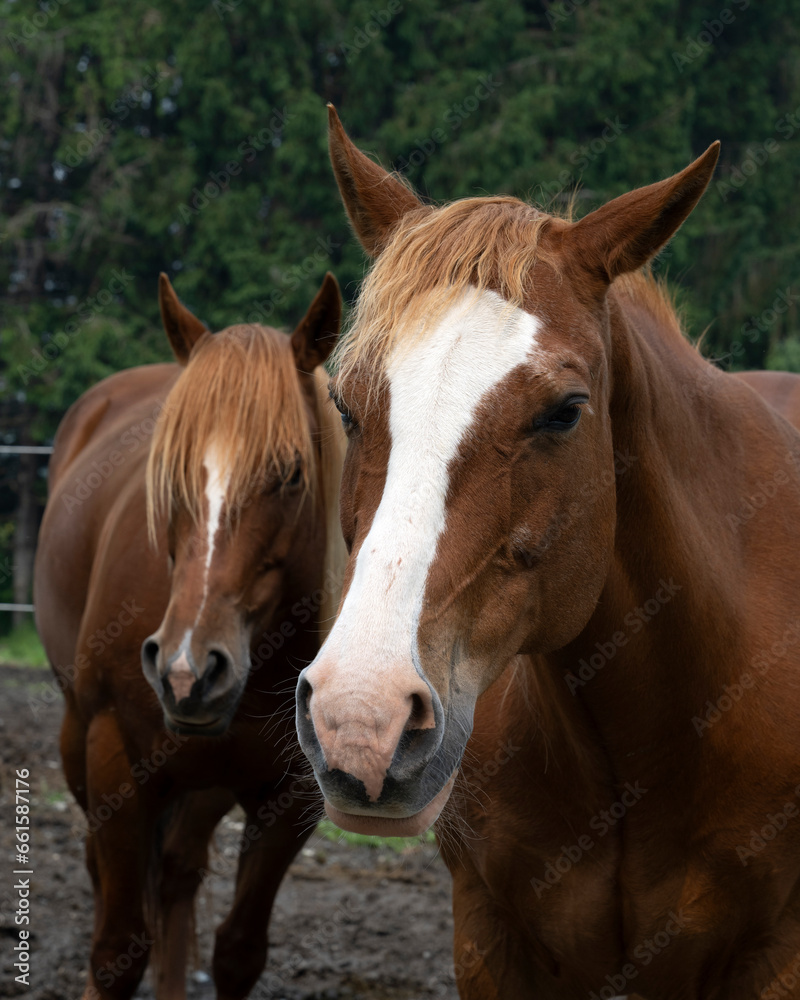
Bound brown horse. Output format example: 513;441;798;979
736;369;800;429
296;107;800;998
34;272;346;1000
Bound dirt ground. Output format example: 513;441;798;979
0;664;458;1000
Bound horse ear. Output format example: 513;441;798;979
566;142;720;286
158;273;209;365
291;272;342;373
328;104;424;257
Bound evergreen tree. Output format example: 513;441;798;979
1;0;798;622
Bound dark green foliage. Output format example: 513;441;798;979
3;0;800;416
1;0;799;611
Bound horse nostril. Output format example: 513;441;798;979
142;638;160;673
296;677;313;718
408;693;426;728
405;687;436;733
202;649;229;693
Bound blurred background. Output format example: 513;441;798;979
1;0;799;648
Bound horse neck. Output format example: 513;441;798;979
545;283;800;778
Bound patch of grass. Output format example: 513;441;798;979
316;818;436;852
0;621;49;668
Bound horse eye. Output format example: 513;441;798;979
329;387;355;432
536;397;587;432
549;404;582;429
286;465;303;488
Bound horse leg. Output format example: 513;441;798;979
82;710;154;1000
450;874;551;1000
59;698;104;941
154;788;236;1000
60;695;89;809
211;791;312;1000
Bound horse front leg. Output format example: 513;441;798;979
154;788;236;1000
211;782;315;1000
82;711;154;1000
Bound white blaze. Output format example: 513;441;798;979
321;288;540;674
191;443;230;631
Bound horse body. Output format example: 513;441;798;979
736;368;800;428
297;109;800;998
35;274;344;1000
444;291;800;999
38;363;176;670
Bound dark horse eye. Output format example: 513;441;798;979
285;463;303;488
537;397;587;432
329;386;355;431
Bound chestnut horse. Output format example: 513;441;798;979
296;107;800;998
34;272;346;1000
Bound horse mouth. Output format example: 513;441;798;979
163;712;230;737
323;774;456;838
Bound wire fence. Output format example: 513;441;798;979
0;446;53;455
1;445;52;616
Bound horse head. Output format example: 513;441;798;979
142;272;344;735
295;106;719;834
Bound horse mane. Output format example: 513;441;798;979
333;195;690;384
312;364;348;636
146;325;347;635
612;270;686;339
334;197;556;382
333;197;560;383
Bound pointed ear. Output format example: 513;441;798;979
158;273;209;365
328;104;425;257
291;272;342;373
566;142;720;286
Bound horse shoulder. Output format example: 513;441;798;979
48;364;178;492
733;369;800;433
